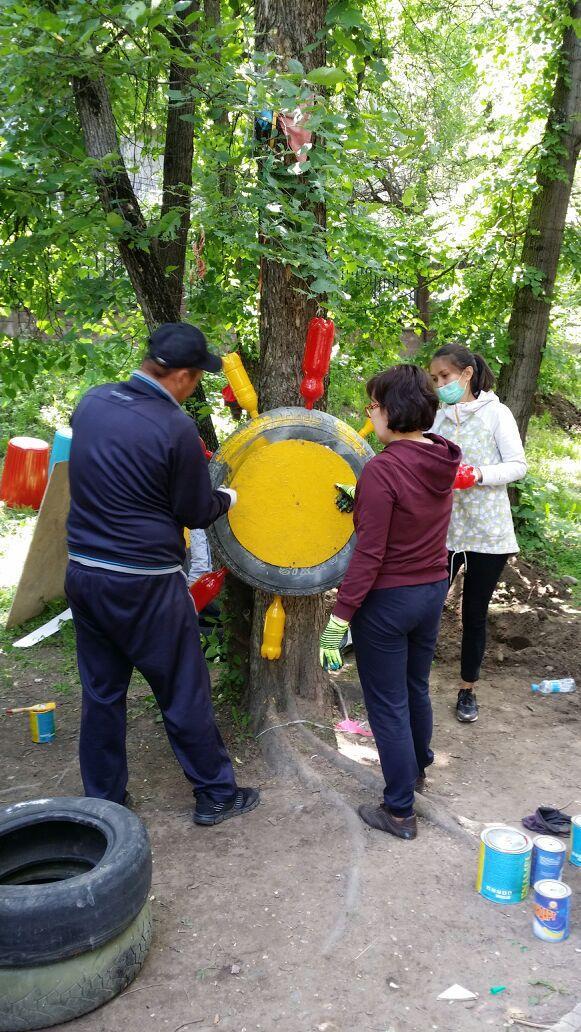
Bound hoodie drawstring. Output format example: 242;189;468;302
449;549;468;586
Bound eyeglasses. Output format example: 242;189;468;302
365;401;380;417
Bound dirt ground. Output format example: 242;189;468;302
1;557;580;1032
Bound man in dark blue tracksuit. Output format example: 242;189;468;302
66;323;259;826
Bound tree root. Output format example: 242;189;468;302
259;701;476;846
259;704;364;957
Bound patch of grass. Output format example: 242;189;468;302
515;415;581;597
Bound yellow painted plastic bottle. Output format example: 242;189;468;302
261;595;286;661
222;353;259;420
358;417;373;438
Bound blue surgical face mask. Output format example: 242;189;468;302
437;376;467;405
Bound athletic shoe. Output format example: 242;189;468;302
456;689;478;723
358;803;417;840
194;787;260;826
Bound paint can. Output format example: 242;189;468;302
476;825;532;904
28;702;56;743
533;879;571;942
531;835;566;883
570;815;581;868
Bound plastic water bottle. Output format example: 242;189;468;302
531;678;576;695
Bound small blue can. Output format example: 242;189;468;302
531;835;566;883
533;879;571;942
570;815;581;868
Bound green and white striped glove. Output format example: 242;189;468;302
319;615;349;671
335;483;356;513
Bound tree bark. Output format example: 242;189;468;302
497;0;581;441
159;2;198;314
249;0;330;725
71;69;218;449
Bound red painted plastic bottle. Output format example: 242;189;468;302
189;567;227;611
299;317;335;409
198;437;213;461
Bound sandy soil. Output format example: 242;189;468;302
0;556;580;1032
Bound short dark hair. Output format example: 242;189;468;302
366;364;438;432
141;356;199;381
432;343;494;398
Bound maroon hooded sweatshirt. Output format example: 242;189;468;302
333;433;461;622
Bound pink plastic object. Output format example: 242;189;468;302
0;437;49;510
300;317;335;409
334;718;373;737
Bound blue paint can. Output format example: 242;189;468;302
28;703;56;743
533;879;571;942
476;825;532;904
570;815;581;868
531;835;566;884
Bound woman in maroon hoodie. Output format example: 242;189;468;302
320;365;460;841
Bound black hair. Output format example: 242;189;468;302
366;364;438;433
431;343;495;398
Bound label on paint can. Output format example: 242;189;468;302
533;879;571;942
531;835;566;884
28;703;56;743
570;815;581;868
476;826;532;905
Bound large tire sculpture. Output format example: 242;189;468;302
0;797;152;1031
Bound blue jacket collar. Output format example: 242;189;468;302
130;370;181;408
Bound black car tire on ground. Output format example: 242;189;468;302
0;901;152;1031
0;797;152;966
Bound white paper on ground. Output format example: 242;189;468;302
13;608;73;648
437;984;479;1001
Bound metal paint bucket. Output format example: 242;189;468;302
533;879;571;942
28;702;56;743
569;815;581;868
531;835;566;883
476;825;532;904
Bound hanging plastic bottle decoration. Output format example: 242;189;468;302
189;567;227;612
222;353;259;420
299;317;335;410
261;595;286;660
358;417;374;439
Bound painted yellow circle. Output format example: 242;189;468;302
228;439;356;568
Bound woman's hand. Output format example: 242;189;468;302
319;615;349;670
453;464;481;490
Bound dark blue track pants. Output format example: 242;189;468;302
351;580;448;817
65;563;237;805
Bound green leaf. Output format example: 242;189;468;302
106;212;125;231
401;186;415;207
306;66;346;87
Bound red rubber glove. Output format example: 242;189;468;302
453;463;479;489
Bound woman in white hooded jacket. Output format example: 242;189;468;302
430;343;527;724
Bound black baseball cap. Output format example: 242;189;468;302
147;323;222;374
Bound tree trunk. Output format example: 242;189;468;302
497;0;581;441
249;0;330;726
71;70;218;450
159;2;198;314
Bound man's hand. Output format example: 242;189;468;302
218;486;237;507
453;464;480;490
319;615;349;671
335;483;356;513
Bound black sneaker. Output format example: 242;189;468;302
194;787;260;826
456;689;478;723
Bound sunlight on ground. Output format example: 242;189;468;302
0;509;34;588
